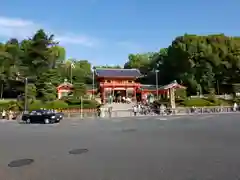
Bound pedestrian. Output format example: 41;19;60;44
108;106;113;118
100;105;105;117
160;104;165;116
233;102;238;112
97;105;101;117
2;109;6;119
8;110;13;120
133;105;138;116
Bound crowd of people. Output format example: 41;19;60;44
132;103;171;116
1;110;16;120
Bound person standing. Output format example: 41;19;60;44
2;109;6;119
160;104;165;116
9;110;13;120
133;105;138;116
233;102;238;112
108;106;113;118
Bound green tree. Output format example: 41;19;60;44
73;83;86;98
35;69;60;100
124;53;152;74
27;84;37;101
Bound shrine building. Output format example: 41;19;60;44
94;68;184;105
57;79;73;99
56;68;185;108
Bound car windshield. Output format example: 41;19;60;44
30;110;53;114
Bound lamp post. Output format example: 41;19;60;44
70;62;75;84
24;77;28;113
155;70;159;100
92;67;95;99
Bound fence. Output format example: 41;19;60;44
190;94;233;100
62;106;239;119
5;106;239;120
172;106;236;115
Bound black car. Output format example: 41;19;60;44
55;112;64;120
22;110;61;124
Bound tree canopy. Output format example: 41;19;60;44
0;29;93;100
124;34;240;95
1;30;240;100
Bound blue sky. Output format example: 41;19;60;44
0;0;239;66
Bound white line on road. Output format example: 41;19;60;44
159;118;168;120
197;115;215;120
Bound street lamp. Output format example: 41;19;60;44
92;67;96;99
155;70;159;100
24;77;28;113
155;62;160;100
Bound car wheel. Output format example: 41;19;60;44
44;119;50;124
26;119;31;124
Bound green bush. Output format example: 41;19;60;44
64;98;80;105
0;101;11;110
2;98;100;111
64;97;99;109
47;100;68;109
175;89;187;100
82;99;99;109
29;100;69;110
181;98;215;107
29;100;45;110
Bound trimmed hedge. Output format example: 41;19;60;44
29;100;69;110
154;97;233;107
180;98;214;107
64;98;100;109
180;98;232;107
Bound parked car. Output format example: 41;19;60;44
22;110;61;124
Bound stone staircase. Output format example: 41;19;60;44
110;102;135;110
103;102;135;117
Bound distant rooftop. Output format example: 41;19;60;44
95;68;141;78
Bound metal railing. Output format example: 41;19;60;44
173;106;236;115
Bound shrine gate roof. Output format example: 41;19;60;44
95;68;141;78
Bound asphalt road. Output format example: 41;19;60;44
0;114;240;180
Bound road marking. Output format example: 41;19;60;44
70;122;81;126
46;123;60;127
156;117;168;120
198;115;215;120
